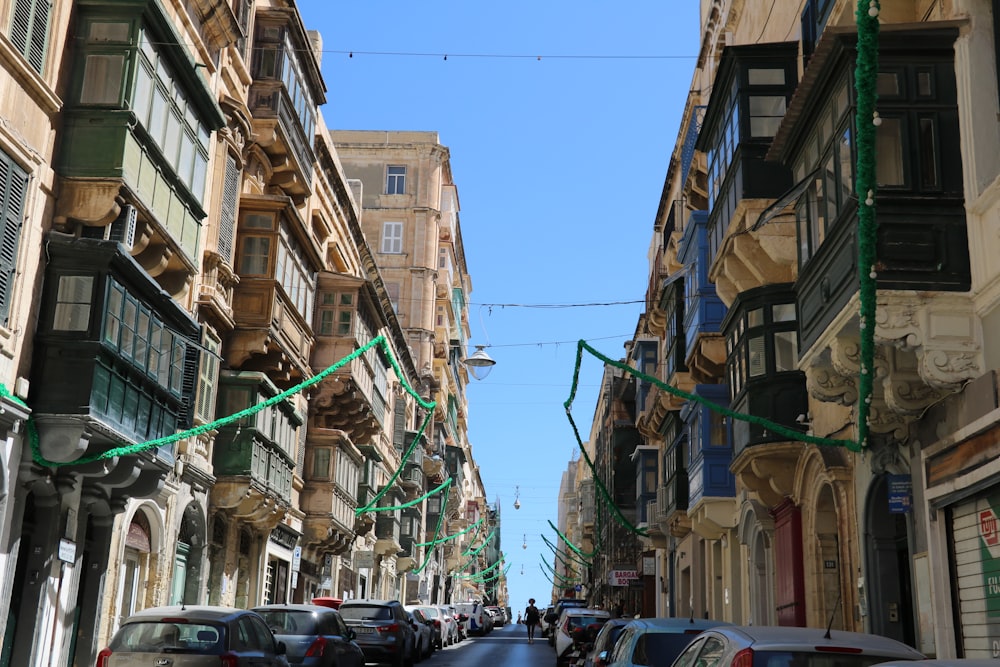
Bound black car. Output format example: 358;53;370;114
338;599;416;667
253;603;365;667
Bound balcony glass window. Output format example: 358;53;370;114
317;291;355;336
52;275;94;331
793;77;854;267
312;447;331;480
726;296;799;397
335;448;360;494
102;278;187;397
84;27;211;203
252;27;316;143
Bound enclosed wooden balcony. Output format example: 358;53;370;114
209;371;301;529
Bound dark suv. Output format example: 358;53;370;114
338;599;416;667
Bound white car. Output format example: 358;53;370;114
671;625;924;667
555;608;611;667
436;605;460;644
454;602;488;637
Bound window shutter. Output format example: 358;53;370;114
10;0;51;75
0;153;28;327
393;399;406;453
195;331;221;422
218;154;239;263
180;341;201;428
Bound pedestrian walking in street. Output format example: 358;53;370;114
524;598;541;643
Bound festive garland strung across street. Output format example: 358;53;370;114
463;527;497;556
854;0;880;449
565;409;649;537
548;520;599;560
14;335;436;468
542;533;591;567
456;553;505;579
539;562;579;588
469;562;510;586
461;556;507;583
415;516;483;547
541;556;581;584
411;478;452;575
543;535;590;572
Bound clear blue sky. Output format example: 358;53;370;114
297;0;701;610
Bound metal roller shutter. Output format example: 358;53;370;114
952;492;1000;657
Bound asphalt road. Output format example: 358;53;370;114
408;622;554;667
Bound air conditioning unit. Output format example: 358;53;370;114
109;205;137;250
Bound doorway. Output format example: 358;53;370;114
865;475;915;646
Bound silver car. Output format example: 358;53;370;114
96;605;288;666
671;625;924;667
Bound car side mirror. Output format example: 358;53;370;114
347;629;356;641
276;641;287;656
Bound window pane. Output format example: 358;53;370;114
877;72;900;96
89;22;130;43
748;68;785;85
81;54;125;105
774;331;798;372
917;71;933;97
53;276;94;331
748;335;766;377
772;304;796;322
747;308;764;328
750;116;783;137
919;117;939;188
837;127;853;206
876;118;905;186
749;96;786;116
240;237;271;275
244;214;274;229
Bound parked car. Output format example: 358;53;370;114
554;608;611;667
253;603;364;667
435;605;460;645
95;605;288;667
872;661;998;667
406;605;444;650
405;610;434;660
486;605;507;626
583;618;631;667
454;601;489;636
671;625;925;667
337;599;416;667
540;605;557;638
596;617;731;667
548;599;588;646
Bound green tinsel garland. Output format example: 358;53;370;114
854;0;880;448
415;516;483;547
411;480;451;575
463;527;497;557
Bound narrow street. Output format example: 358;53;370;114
417;623;555;667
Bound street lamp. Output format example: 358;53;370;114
513;485;521;510
462;345;496;380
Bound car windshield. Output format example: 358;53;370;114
753;650;912;667
633;633;704;667
255;610;319;635
420;607;440;618
339;605;392;621
110;621;224;654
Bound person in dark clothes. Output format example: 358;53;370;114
524;598;541;643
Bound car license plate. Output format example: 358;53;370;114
355;627;374;633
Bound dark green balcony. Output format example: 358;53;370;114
30;234;200;463
212;371;302;502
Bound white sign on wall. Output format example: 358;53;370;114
608;570;639;587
